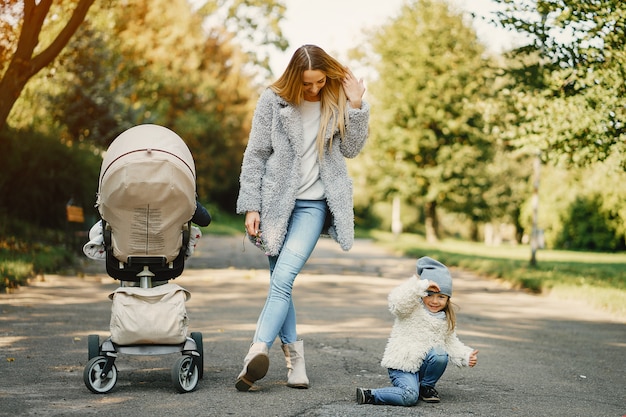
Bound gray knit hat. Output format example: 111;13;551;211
416;256;452;297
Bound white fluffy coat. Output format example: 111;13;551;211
236;88;370;255
380;276;474;373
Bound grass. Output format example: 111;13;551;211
0;244;74;292
201;209;243;236
370;230;626;318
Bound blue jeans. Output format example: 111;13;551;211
253;199;327;348
371;347;449;406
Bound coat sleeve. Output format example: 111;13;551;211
444;330;474;367
236;90;275;214
339;100;370;158
388;275;430;319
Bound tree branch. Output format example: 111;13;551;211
29;0;97;78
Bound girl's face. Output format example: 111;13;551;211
302;69;326;101
422;292;449;313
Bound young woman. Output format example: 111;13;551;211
235;44;370;391
356;257;479;406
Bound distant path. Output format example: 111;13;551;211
0;235;624;417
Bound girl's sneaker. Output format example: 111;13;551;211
356;387;374;404
419;385;440;403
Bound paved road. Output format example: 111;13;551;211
1;235;624;417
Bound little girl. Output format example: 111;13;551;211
356;256;478;406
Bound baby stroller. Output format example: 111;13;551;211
83;124;205;394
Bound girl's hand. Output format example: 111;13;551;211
469;350;479;367
245;211;260;237
342;67;365;109
426;280;441;293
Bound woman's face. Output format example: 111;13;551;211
422;292;449;313
302;69;326;101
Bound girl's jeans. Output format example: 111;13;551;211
372;347;449;406
253;199;327;348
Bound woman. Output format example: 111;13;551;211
235;44;370;391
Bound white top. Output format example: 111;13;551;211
297;100;325;200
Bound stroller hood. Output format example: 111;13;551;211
97;124;196;263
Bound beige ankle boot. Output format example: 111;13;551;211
235;342;269;391
282;340;309;389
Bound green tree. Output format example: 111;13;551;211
360;0;497;242
3;0;289;214
50;16;141;147
107;0;261;207
17;0;287;209
195;0;289;78
0;0;96;131
491;0;626;168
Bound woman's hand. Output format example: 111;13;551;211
342;67;365;109
244;211;261;237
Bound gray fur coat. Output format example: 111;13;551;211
236;88;370;256
380;276;474;373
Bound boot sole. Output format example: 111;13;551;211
287;383;309;389
235;354;269;392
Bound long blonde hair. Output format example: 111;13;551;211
270;44;348;157
443;299;457;332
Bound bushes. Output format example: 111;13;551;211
518;162;626;253
0;256;34;291
0;128;101;229
556;195;626;251
0;244;74;292
0;127;98;290
0;214;77;291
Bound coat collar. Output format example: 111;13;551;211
278;100;304;156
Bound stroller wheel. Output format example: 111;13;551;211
171;355;199;393
191;332;204;379
87;334;100;360
84;356;117;394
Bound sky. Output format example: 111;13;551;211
269;0;526;76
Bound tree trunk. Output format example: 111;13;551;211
391;196;402;235
424;200;439;243
0;0;95;131
469;221;480;241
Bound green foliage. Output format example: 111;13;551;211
49;14;141;147
0;216;76;292
356;0;503;240
92;0;261;208
0;249;34;291
557;195;626;251
196;0;289;78
491;0;626;168
0;128;100;228
195;204;243;236
516;156;626;252
0;245;74;292
30;244;75;273
5;0;290;213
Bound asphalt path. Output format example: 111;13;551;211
1;235;624;417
